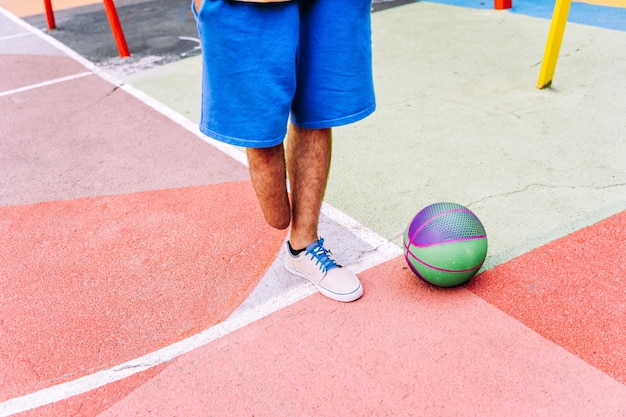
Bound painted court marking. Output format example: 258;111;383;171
0;32;30;41
1;6;248;167
0;7;97;69
0;71;92;97
0;284;315;417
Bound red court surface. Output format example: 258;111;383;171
1;1;625;416
96;258;625;416
468;210;626;384
1;183;287;400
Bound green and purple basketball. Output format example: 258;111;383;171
403;202;487;287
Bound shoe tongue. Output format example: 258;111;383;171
306;241;340;270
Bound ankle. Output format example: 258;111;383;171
288;235;318;252
287;241;307;256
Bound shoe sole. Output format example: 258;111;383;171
284;263;364;303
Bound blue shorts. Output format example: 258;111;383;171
193;0;376;148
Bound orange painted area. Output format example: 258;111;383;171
468;211;626;384
0;0;101;17
0;182;287;401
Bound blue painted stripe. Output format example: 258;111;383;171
423;0;626;31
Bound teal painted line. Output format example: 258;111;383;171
422;0;626;31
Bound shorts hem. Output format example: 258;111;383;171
199;126;286;149
292;103;376;130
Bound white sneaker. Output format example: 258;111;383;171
284;238;363;302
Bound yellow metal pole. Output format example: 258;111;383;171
536;0;573;89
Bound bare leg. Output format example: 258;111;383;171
286;124;332;250
247;144;291;230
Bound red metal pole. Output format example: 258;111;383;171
102;0;130;57
44;0;56;30
495;0;512;9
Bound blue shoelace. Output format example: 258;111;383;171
305;238;340;273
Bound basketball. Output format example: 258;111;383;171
403;202;488;287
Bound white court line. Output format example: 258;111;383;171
0;7;97;70
0;202;400;417
0;6;402;416
322;202;403;271
0;71;92;97
114;82;250;167
0;32;30;41
0;6;100;97
0;284;314;417
0;6;246;165
0;242;400;417
0;237;399;417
